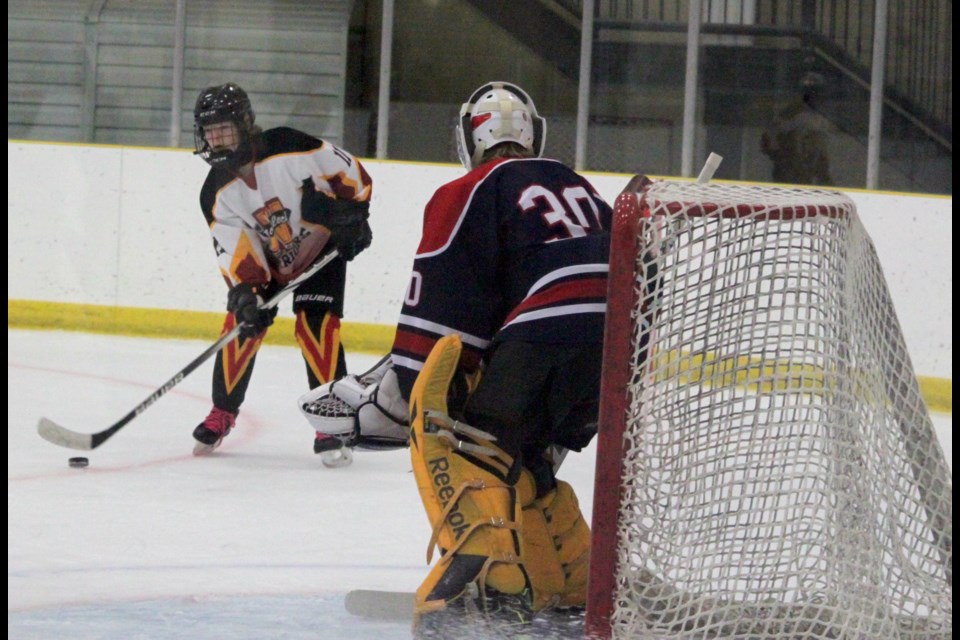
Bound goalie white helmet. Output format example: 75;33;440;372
455;81;546;170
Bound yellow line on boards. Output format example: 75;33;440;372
7;299;395;356
652;348;951;415
7;299;951;414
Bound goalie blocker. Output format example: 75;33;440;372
299;355;410;450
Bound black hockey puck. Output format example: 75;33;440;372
68;457;89;469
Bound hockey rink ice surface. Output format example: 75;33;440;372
7;328;953;640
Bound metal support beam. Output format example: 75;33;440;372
866;0;889;189
575;0;595;171
376;0;395;159
169;0;187;148
681;0;703;178
81;0;109;142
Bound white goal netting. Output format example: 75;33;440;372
602;181;951;640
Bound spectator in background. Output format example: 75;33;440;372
761;71;834;186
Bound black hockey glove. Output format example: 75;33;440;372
300;177;372;261
227;283;277;339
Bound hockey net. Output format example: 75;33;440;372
585;181;952;640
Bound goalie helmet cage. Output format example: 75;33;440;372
584;181;952;640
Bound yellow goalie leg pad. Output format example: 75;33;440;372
534;480;591;608
408;334;529;616
517;469;566;612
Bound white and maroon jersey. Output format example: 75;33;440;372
199;127;372;287
390;157;613;398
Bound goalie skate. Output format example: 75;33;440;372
345;589;585;639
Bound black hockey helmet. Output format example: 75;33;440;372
193;82;258;171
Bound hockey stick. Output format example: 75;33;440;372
37;248;341;451
345;589;414;621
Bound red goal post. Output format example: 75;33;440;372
585;180;952;640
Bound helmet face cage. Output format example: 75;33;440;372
456;81;546;170
193;83;257;171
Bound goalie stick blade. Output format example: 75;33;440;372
344;590;414;622
343;589;587;639
36;418;94;451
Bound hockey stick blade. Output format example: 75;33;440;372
36;249;340;451
344;590;414;621
37;417;95;450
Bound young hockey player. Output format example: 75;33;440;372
191;82;372;462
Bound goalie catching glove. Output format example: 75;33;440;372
298;355;409;450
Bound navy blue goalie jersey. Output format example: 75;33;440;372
390;157;613;399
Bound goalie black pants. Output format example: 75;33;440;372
461;339;603;498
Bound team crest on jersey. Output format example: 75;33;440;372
253;197;310;267
253;198;294;253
